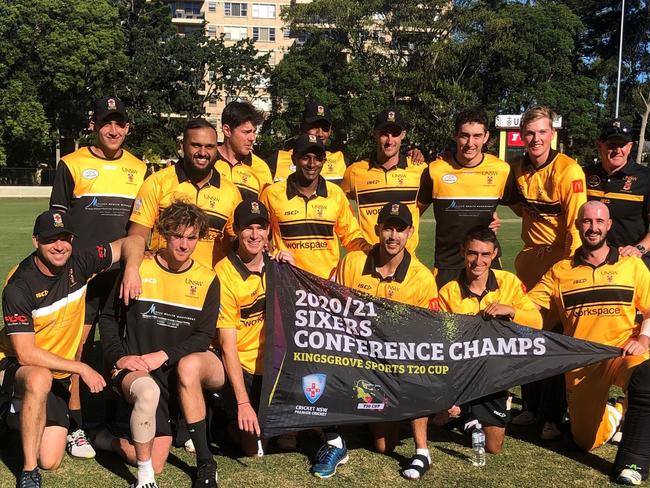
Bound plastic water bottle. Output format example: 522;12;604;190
471;423;486;467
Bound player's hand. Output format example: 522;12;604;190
406;148;426;165
489;211;502;232
80;365;106;394
622;337;649;356
238;401;261;436
483;303;515;320
618;245;643;257
141;350;169;371
271;250;295;265
143;249;155;260
120;264;142;306
448;405;461;417
116;355;150;372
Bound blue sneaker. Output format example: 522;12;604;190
311;442;349;478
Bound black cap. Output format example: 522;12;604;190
93;96;128;124
374;108;405;132
233;200;269;232
293;134;326;159
33;210;75;238
301;101;332;126
599;119;632;143
377;202;413;227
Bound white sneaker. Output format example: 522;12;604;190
540;421;562;440
129;482;159;488
511;410;536;425
66;428;96;458
184;438;196;453
616;465;643;486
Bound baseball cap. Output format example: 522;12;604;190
301;101;333;126
93;96;128;124
233;199;270;232
377;202;413;227
33;210;75;238
293;134;326;159
598;119;632;143
374;108;406;133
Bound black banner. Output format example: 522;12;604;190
258;262;620;437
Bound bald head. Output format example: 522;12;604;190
578;200;610;221
577;201;612;251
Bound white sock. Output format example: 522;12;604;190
327;436;343;449
137;458;155;486
402;449;431;479
416;448;431;461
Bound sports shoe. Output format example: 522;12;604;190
16;468;41;488
192;459;218;488
66;428;96;458
540;421;562;440
311;442;349;478
511;410;536;425
184;438;196;453
615;465;643;486
128;482;159;488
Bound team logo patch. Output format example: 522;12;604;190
327;162;334;172
96;245;106;259
572;179;584;193
251;201;260;214
127;173;134;183
107;98;117;111
82;168;99;180
390;203;400;215
396;174;405;185
387;111;395;122
354;379;387;411
442;174;457;184
189;285;197;296
133;199;143;211
317;105;325;116
587;175;601;187
308;134;318;143
303;373;326;404
622;176;634;191
53;213;63;227
612;120;621;129
487;174;494;185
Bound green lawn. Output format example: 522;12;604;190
0;199;623;487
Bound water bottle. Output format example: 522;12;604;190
471;423;486;467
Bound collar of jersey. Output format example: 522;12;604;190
522;149;559;173
572;245;619;268
286;173;328;199
175;161;221;187
457;268;499;300
452;152;485;169
361;244;411;283
217;144;253;167
369;153;408;170
227;250;269;280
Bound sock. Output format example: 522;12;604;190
69;409;83;432
326;435;343;449
137;458;155;486
187;419;213;463
416;448;431;461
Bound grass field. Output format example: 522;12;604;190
0;198;623;487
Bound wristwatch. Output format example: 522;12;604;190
635;244;647;255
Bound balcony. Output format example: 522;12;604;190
172;9;205;25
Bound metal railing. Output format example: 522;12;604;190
0;167;56;186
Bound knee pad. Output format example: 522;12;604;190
129;376;160;443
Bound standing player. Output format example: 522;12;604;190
417;107;515;289
260;134;371;279
437;227;542;466
0;210;139;488
214;101;272;201
325;202;437;480
584;119;650;267
342;108;426;254
49;96;148;459
528;201;650;485
98;202;221;488
128;118;242;269
510;106;586;432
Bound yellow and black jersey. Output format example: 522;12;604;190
130;163;242;268
438;269;542;329
260;174;367;279
50;147;148;249
528;247;650;347
417;153;514;269
269;148;348;183
342;155;425;254
335;246;438;309
215;148;272;201
1;244;113;378
99;256;219;371
215;252;268;375
512;150;586;256
583;161;650;249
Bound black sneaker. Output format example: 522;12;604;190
16;469;41;488
193;459;218;488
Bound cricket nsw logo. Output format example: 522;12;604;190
302;373;326;404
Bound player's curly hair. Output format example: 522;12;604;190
157;201;209;240
520;106;556;130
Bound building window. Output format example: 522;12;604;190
253;27;275;42
208;2;217;12
224;2;247;17
207;25;217;37
223;26;248;41
252;4;275;19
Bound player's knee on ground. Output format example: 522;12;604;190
129;376;160;443
38;449;64;471
176;354;202;388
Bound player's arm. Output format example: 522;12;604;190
406;147;425;165
623;308;650;356
560;164;587;257
526;267;557;326
415;271;439;311
259;187;280;252
49;160;74;212
486;276;542;329
416;165;433;215
626;262;650;355
335;194;372;253
341;165;355;200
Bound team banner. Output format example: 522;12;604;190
258;262;621;437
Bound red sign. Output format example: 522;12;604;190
507;131;525;147
572;179;584;193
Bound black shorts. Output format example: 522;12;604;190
0;358;71;429
85;269;121;325
221;371;263;423
463;390;510;428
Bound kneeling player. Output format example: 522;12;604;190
437;227;542;456
98;202;220;488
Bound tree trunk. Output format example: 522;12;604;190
637;89;650;165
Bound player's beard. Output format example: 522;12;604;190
184;156;214;182
581;231;608;251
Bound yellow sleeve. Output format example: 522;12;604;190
508;275;543;329
216;278;240;329
437;284;454;313
416;269;438;310
560;163;587;257
130;172;161;228
334;189;368;250
341;164;355;195
633;259;650;314
527;267;556;311
259;186;282;251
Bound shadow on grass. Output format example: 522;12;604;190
94;450;137;485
